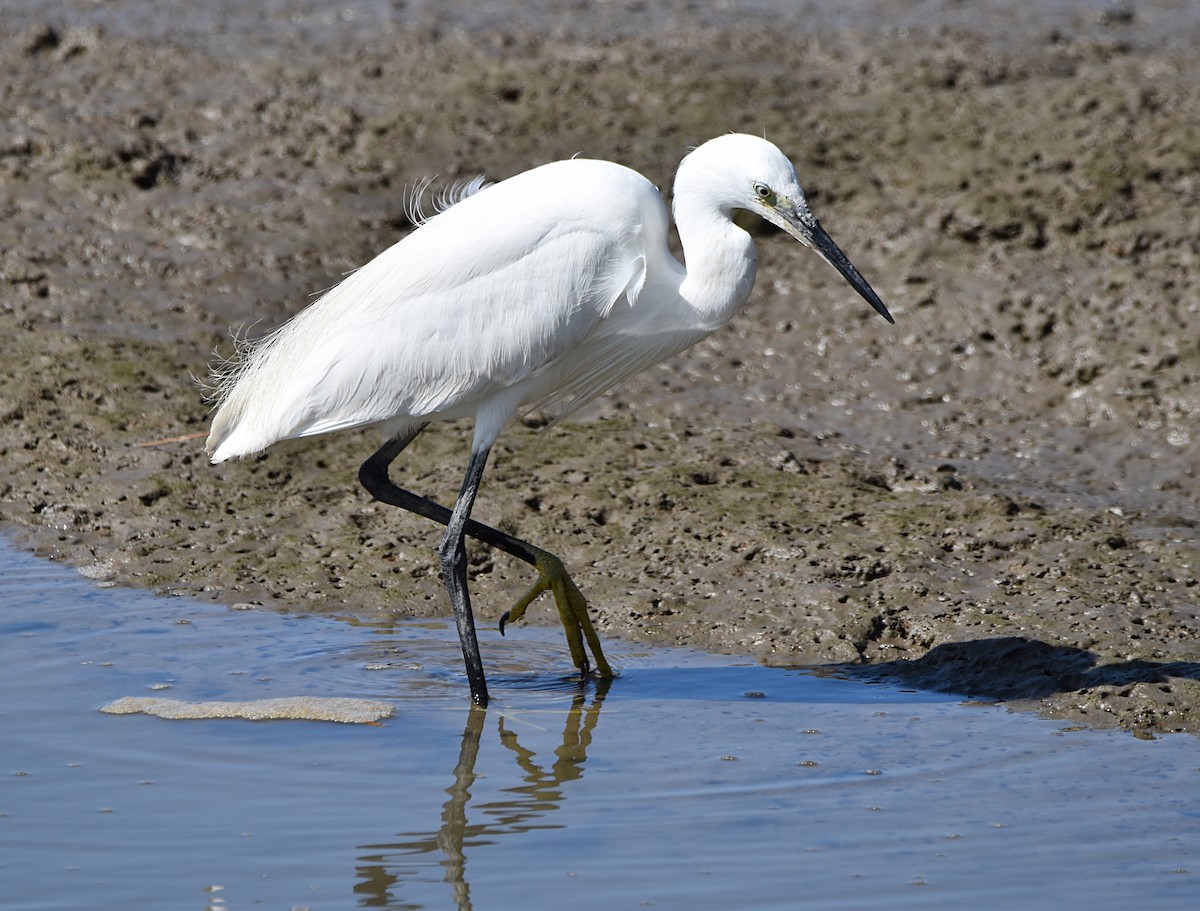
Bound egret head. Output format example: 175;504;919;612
680;134;894;324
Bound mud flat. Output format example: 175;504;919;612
2;2;1197;733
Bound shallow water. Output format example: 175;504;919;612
3;540;1199;910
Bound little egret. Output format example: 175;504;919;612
206;133;893;705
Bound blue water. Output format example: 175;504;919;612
2;540;1199;909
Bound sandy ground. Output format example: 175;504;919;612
2;1;1198;733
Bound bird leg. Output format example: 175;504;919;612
358;430;613;695
438;447;492;705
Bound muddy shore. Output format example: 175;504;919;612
2;2;1198;734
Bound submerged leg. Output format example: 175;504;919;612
358;432;612;697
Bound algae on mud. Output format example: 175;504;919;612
1;3;1197;733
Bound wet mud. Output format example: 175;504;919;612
2;2;1198;733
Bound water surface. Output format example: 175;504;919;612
3;540;1198;910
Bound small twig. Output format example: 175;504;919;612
134;431;207;448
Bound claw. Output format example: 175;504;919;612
498;550;613;680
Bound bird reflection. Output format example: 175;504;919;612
354;679;610;908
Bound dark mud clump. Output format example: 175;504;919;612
1;4;1197;734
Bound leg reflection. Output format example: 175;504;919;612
355;681;610;908
439;704;486;910
496;678;610;812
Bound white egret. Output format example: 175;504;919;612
206;134;894;706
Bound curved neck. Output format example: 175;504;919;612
673;194;758;330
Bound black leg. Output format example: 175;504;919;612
438;447;492;705
360;427;554;566
358;429;613;699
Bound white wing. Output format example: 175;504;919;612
208;159;663;461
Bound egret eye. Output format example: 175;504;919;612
754;183;773;201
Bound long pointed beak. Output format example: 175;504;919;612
775;207;895;325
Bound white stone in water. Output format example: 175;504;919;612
100;695;393;723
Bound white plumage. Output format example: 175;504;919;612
208;157;670;460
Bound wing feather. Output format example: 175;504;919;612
207;159;662;461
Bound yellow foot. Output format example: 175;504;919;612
499;551;613;680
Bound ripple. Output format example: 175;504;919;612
7;539;1200;911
